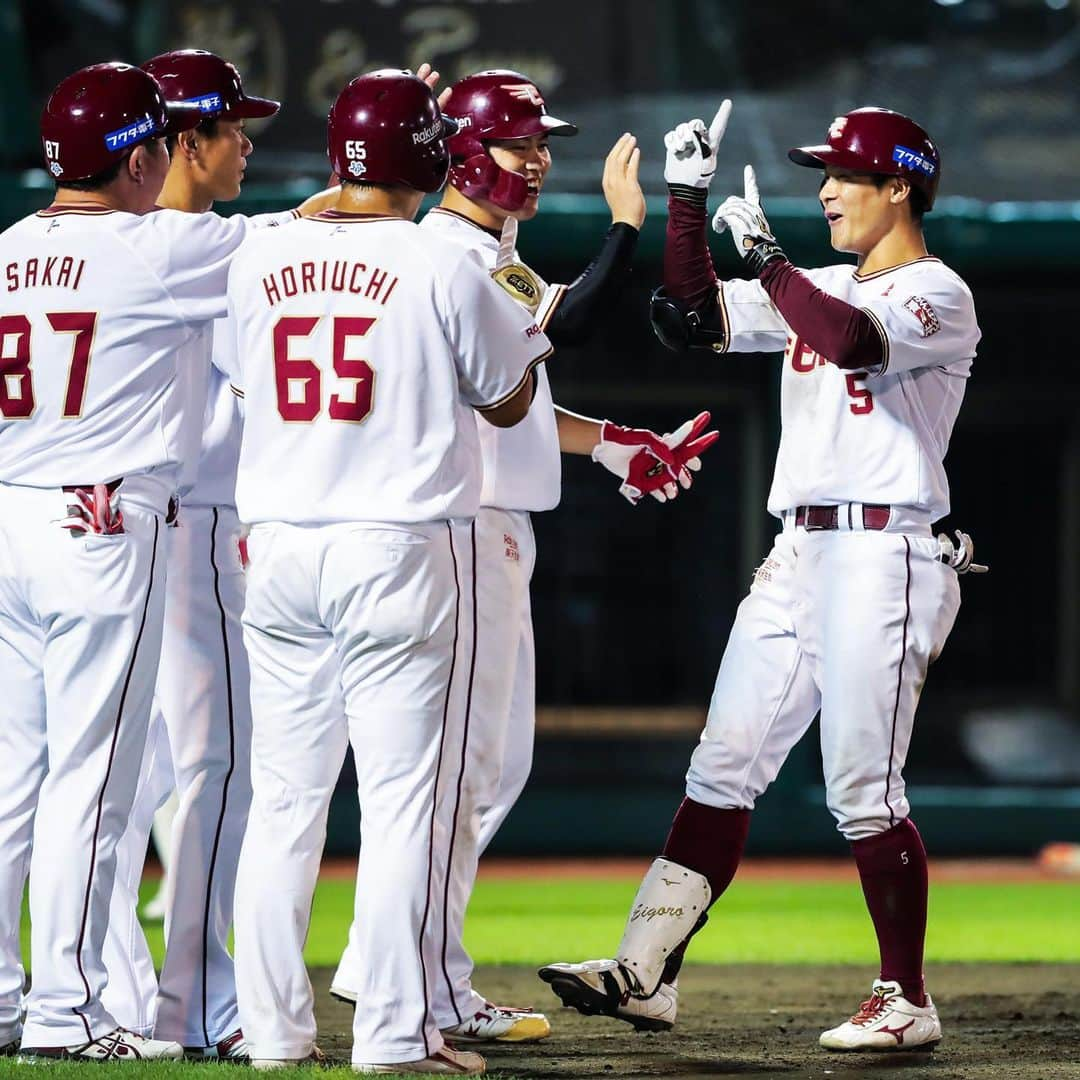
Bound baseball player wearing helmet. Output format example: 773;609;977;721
0;61;267;1061
227;69;551;1075
328;69;718;1046
540;104;985;1051
96;50;337;1061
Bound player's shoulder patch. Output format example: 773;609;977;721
902;294;941;337
490;262;543;316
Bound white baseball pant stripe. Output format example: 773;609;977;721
685;523;960;839
103;505;251;1047
0;485;165;1049
234;519;475;1066
333;509;537;1027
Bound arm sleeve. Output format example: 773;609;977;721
153;209;251;324
443;250;553;411
759;258;885;371
663;186;718;309
540;222;638;346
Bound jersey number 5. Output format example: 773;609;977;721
273;315;376;423
0;312;97;420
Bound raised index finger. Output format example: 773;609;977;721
708;100;733;148
744;163;759;205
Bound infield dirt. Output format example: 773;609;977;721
313;962;1080;1079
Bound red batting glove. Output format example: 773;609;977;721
60;483;125;537
662;411;720;492
592;420;682;504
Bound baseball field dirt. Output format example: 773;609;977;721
312;962;1080;1079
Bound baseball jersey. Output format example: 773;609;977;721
228;211;553;525
716;256;979;520
422;208;564;512
179;210;299;508
0;202;250;513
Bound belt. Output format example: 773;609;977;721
62;478;123;496
795;504;891;531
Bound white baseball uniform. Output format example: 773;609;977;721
226;209;551;1066
686;256;979;838
0;200;249;1049
331;208;565;1029
101;210;297;1048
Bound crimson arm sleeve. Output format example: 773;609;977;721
544;222;639;347
759;258;885;371
663;186;718;310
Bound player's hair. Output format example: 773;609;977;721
340;179;377;191
871;174;927;222
165;116;221;154
56;150;132;192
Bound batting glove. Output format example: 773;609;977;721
712;165;787;276
60;483;125;537
660;411;721;497
592;421;681;505
937;529;988;574
663;100;732;192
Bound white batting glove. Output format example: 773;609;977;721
663;100;732;189
712;164;786;275
937;529;988;574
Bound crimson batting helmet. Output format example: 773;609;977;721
442;70;577;211
327;70;459;193
40;62;202;182
789;107;940;210
141;49;279;121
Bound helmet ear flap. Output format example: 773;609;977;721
449;152;530;211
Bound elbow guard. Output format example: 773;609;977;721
649;287;727;354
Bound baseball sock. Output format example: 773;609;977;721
658;797;751;983
851;817;928;1006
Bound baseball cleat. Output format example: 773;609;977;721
538;959;678;1032
819;980;941;1052
185;1027;250;1061
251;1044;328;1070
17;1027;184;1061
352;1045;485;1074
140;889;168;922
441;1003;551;1043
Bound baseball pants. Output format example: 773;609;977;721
103;505;251;1046
332;508;537;1027
234;518;476;1067
0;484;165;1049
686;518;961;839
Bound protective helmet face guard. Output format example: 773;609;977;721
442;70;577;212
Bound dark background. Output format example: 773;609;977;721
2;0;1079;854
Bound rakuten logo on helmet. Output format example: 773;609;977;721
412;121;443;145
892;145;936;176
500;83;544;107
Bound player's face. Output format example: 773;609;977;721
487;134;552;221
199;119;253;201
818;166;896;255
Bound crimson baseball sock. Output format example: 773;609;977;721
851;817;929;1006
657;797;751;983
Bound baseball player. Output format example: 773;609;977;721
0;61;263;1060
227;69;563;1075
330;70;718;1046
97;49;326;1060
540;104;985;1052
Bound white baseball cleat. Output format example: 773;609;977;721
353;1045;485;1074
819;980;941;1052
185;1028;250;1060
251;1045;327;1070
17;1027;183;1061
441;1003;551;1044
538;959;678;1032
140;888;168;921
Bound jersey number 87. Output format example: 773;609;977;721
273;315;376;424
0;312;97;420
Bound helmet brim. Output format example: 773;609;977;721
161;100;204;137
230;94;281;119
789;144;873;172
540;114;577;136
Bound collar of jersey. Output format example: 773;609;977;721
310;210;406;223
427;206;502;240
852;255;941;282
38;201;117;217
